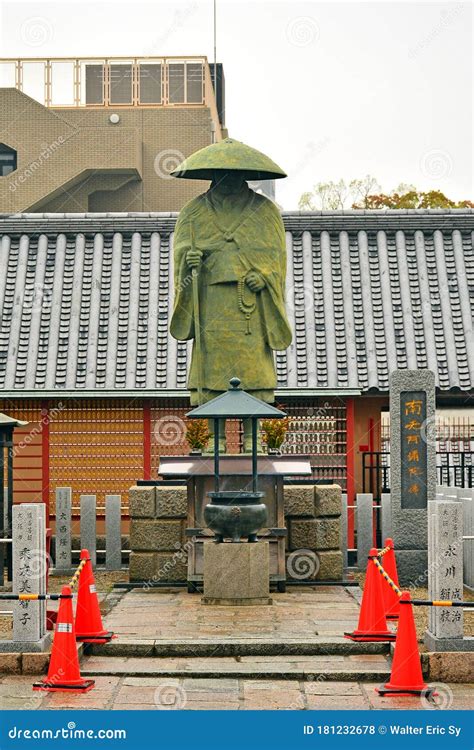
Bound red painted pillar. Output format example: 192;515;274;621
345;397;355;549
368;416;377;546
40;400;50;525
143;401;152;480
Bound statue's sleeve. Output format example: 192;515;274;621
259;206;293;351
170;207;194;341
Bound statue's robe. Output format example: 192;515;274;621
170;184;292;404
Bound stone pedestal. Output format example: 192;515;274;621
202;541;272;605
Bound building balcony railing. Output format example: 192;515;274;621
0;56;215;109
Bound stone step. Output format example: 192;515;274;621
88;636;390;658
81;654;392;681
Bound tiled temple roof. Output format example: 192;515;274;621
0;210;473;395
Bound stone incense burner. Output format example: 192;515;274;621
204;490;267;543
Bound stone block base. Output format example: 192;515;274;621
426;650;474;682
318;550;343;580
0;633;52;653
202;596;272;606
203;541;270;604
424;631;474;653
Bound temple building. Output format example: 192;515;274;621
0;209;472;550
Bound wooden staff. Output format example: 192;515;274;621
191;224;203;405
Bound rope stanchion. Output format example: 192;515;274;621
401;599;472;608
372;557;471;608
372;556;402;597
68;556;88;590
0;593;72;601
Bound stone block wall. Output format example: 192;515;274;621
129;486;188;583
129;483;343;583
285;484;343;581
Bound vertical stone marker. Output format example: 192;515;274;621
10;504;49;651
80;494;97;567
425;498;472;651
380;493;392;542
105;494;122;570
356;493;373;571
461;490;473;589
55;487;72;571
389;369;435;585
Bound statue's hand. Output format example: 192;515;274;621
186;249;203;269
245;271;265;292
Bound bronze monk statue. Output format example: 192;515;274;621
170;138;292;452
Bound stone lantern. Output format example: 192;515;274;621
187;377;287;543
186;378;283;605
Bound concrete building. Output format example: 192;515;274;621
0;56;225;213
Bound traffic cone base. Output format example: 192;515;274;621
345;631;396;642
76;631;115;644
377;683;434;697
386;614;399;621
33;679;95;693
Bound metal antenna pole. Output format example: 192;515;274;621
213;0;217;143
213;0;217;86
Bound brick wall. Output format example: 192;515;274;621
0;89;216;212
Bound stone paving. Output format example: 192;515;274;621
0;586;472;711
100;586;367;641
0;675;471;710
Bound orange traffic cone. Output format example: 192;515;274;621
377;591;434;696
33;586;95;693
74;549;115;644
381;538;401;620
345;548;396;642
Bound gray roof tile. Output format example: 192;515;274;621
0;210;473;394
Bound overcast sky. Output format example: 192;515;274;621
1;0;472;209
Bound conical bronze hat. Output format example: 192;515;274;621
171;138;287;180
